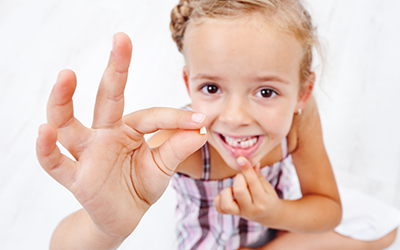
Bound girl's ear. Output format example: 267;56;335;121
296;72;315;111
183;66;191;97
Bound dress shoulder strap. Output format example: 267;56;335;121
201;142;211;180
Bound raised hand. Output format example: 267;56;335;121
36;33;207;240
214;157;281;225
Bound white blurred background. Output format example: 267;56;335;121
0;0;399;249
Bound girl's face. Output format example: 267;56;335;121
183;17;311;170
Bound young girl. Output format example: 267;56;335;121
36;0;400;249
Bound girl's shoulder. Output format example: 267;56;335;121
285;96;340;203
147;129;203;178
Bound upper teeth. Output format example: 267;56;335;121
224;135;258;149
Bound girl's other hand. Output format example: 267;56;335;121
36;32;207;239
214;157;282;225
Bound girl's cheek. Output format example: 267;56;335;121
193;100;218;119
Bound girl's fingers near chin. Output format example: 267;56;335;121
259;175;275;194
233;173;252;210
220;187;240;215
238;157;264;201
255;162;261;175
214;194;223;214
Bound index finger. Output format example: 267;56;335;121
123;107;207;140
237;157;266;200
92;32;132;129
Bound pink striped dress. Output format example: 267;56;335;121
171;138;300;250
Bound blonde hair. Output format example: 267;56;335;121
170;0;320;84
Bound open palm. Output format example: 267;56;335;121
36;33;207;238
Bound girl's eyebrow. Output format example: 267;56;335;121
253;76;289;85
192;74;289;85
192;74;222;81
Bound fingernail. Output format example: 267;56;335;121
237;157;246;167
192;113;206;123
200;126;207;135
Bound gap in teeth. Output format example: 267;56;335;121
223;135;258;149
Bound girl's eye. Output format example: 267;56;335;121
256;88;277;98
201;84;220;94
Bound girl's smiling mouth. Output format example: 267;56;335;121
216;133;263;159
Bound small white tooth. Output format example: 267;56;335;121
233;140;238;147
227;137;235;147
200;127;207;135
252;138;257;144
248;140;254;147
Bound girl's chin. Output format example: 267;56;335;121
221;154;258;171
208;137;260;170
226;162;242;171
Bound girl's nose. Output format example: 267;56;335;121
219;96;252;128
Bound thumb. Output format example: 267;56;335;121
151;128;207;175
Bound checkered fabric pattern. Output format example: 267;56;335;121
171;138;296;250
